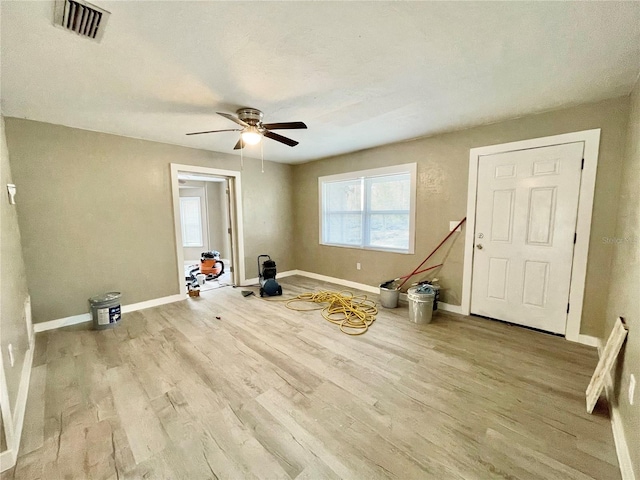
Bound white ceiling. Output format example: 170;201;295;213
2;1;639;164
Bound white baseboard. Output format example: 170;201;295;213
277;270;300;280
33;312;92;333
243;270;371;290
272;271;464;314
0;350;15;472
24;296;33;346
33;293;185;333
243;270;299;287
574;334;599;348
293;270;379;294
434;302;463;314
0;333;35;472
598;339;636;480
8;338;34;470
0;449;14;473
120;294;184;314
397;291;461;314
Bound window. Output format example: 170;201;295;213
180;197;203;247
319;163;416;253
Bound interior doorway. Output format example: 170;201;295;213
170;164;246;295
179;175;232;291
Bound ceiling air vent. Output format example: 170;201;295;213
53;0;110;42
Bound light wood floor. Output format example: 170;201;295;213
2;276;620;479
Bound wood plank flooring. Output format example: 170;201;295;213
1;276;620;479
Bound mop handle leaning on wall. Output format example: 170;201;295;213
390;263;443;284
396;217;467;290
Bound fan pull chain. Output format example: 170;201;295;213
240;139;244;170
261;139;264;173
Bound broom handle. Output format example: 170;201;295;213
397;217;466;290
398;263;442;281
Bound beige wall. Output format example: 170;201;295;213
605;79;640;474
4;119;294;324
293;96;630;337
241;159;295;280
0;116;31;416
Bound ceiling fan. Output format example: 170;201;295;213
186;108;307;150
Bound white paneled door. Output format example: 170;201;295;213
471;142;583;334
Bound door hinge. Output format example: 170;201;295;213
581;158;584;170
230;266;234;273
226;189;230;196
567;303;570;314
574;233;577;244
228;227;232;235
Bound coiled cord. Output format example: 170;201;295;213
283;290;378;335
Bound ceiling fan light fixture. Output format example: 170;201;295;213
241;126;262;145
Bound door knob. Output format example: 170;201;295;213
476;244;483;250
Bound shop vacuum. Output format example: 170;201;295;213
258;255;282;297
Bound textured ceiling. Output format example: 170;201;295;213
1;1;639;164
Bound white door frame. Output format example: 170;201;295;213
461;129;601;345
170;164;246;295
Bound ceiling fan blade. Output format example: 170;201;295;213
264;130;299;147
261;121;307;130
186;128;240;136
233;138;245;150
217;112;249;127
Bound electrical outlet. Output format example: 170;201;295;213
356;263;361;270
629;374;636;405
8;343;15;367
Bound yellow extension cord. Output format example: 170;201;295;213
280;290;378;335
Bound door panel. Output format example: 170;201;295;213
487;258;509;300
491;190;515;242
522;260;549;307
527;187;556;245
471;142;583;334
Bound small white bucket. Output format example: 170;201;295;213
196;274;206;286
379;283;399;308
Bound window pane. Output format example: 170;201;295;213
368;213;409;249
180;197;203;247
325;213;362;245
325;180;362;212
368;174;410;211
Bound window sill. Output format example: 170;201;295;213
319;242;413;255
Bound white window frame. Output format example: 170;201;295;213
318;163;417;254
180;196;204;247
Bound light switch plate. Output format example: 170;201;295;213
7;183;17;204
450;220;462;232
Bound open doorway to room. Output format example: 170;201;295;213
170;164;245;295
179;175;232;291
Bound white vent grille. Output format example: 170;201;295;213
54;0;110;42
